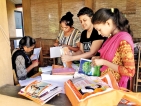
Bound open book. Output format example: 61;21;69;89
31;48;41;60
70;76;110;94
78;58;100;76
18;80;62;105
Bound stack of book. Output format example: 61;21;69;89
52;67;75;75
18;80;62;105
51;64;75;75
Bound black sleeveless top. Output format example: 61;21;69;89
12;49;34;80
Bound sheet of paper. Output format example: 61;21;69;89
19;76;42;86
31;47;41;60
39;66;52;74
50;46;62;58
41;74;73;93
41;74;73;81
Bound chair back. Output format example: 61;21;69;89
12;69;19;85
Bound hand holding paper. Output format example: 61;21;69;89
60;47;72;68
32;60;39;67
31;48;41;60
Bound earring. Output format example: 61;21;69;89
108;34;112;38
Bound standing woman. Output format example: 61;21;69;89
91;8;135;88
54;11;81;52
12;36;39;80
54;12;81;64
62;7;106;62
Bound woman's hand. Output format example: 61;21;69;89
92;56;104;66
61;54;72;62
62;44;68;47
30;54;35;60
32;60;39;67
91;56;100;60
54;42;59;46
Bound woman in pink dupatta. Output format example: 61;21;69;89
91;8;135;88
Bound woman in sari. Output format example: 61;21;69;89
91;8;135;88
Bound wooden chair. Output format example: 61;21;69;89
35;38;55;67
12;69;19;85
135;47;141;92
128;77;134;91
35;38;43;66
41;39;56;66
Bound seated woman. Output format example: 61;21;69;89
12;36;39;80
61;7;106;62
91;8;135;88
54;12;81;64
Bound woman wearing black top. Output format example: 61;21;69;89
62;7;106;62
12;36;39;80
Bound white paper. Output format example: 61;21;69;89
41;74;73;81
39;66;52;74
50;46;62;58
19;76;42;86
41;74;73;93
31;47;41;60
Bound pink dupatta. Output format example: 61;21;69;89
98;32;134;88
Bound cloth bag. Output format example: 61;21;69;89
64;72;141;106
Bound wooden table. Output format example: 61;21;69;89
14;72;128;106
0;84;72;106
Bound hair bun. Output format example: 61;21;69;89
66;12;73;18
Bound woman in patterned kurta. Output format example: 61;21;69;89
101;40;135;82
54;12;81;52
91;8;135;88
54;12;81;65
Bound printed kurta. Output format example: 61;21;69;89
101;40;135;82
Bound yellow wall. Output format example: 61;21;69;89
0;0;14;86
22;0;85;39
6;0;16;38
93;0;141;38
